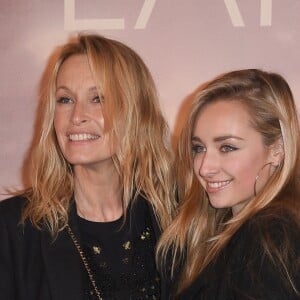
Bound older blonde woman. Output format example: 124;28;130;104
0;34;175;300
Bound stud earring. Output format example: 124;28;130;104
271;159;284;168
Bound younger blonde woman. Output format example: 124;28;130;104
158;69;300;299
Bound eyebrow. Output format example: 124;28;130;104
192;135;244;143
56;86;98;93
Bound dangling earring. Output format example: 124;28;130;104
254;162;272;196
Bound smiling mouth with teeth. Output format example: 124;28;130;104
68;133;100;141
206;180;231;191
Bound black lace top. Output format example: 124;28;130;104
77;198;160;299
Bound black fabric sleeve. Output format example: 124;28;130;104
230;216;300;300
0;200;17;299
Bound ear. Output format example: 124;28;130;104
269;137;284;167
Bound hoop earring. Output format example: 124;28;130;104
254;162;272;196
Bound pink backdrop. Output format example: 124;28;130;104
1;0;299;199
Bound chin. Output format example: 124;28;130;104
64;157;95;166
209;201;225;210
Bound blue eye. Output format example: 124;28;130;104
220;145;238;152
57;97;73;104
192;144;206;154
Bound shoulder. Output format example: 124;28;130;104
232;207;300;263
130;194;157;221
0;195;47;252
240;207;300;246
0;194;27;212
0;195;28;226
229;208;300;297
130;194;162;238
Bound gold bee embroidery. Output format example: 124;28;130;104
123;241;131;250
140;228;151;240
92;246;101;254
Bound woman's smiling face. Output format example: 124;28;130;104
192;100;274;216
54;54;115;170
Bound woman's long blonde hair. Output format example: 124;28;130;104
21;34;175;235
157;69;300;293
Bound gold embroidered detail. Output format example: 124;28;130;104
93;246;101;254
99;261;107;268
123;241;131;250
122;257;129;264
140;227;151;240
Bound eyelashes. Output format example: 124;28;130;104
56;97;73;104
56;95;104;104
92;95;105;103
192;143;239;155
220;145;238;152
192;144;206;154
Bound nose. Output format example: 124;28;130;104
71;101;88;125
197;151;219;178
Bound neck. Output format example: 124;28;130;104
73;164;123;222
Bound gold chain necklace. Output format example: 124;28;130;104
66;224;103;300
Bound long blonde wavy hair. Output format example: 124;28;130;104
21;34;175;235
157;69;300;293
